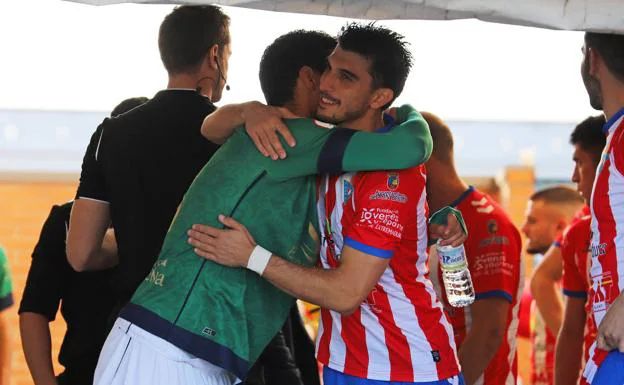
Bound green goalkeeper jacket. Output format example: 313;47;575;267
120;105;432;380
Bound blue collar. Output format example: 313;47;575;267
604;107;624;134
376;113;396;133
450;186;475;208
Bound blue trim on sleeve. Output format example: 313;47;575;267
604;107;624;134
475;290;512;303
450;186;475;208
552;241;561;248
563;289;588;299
344;237;393;259
0;293;14;312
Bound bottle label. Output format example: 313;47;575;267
439;247;467;270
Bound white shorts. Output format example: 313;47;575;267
94;318;238;385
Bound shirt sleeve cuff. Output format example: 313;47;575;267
76;196;110;204
344;237;393;259
563;289;587;299
475;290;513;303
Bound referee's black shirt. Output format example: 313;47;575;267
19;202;117;385
75;89;219;306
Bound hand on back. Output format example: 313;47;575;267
243;102;299;160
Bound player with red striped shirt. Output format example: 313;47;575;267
316;163;460;382
528;204;589;385
522;187;585;385
423;113;523;385
578;32;624;384
554;115;606;385
311;25;462;384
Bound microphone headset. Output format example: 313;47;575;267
216;60;231;91
195;56;230;95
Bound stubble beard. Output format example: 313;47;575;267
582;56;604;111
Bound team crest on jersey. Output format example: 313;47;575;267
343;179;353;202
487;219;498;234
387;173;399;190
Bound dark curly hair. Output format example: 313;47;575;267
259;30;336;106
570;115;607;162
337;22;413;109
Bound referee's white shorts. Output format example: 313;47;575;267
94;317;238;385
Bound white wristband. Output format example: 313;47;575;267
247;245;272;275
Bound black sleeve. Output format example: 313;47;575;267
18;204;73;320
250;329;303;385
75;122;109;202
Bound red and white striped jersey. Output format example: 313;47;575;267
531;207;590;385
561;216;597;364
517;284;556;385
432;187;523;385
531;303;556;385
314;165;460;382
583;108;624;384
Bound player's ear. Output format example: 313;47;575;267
369;87;394;110
588;47;601;78
207;44;220;70
299;66;318;91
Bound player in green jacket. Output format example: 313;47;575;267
94;30;433;385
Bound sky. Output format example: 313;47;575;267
0;0;598;122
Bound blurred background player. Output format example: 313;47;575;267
18;97;148;385
521;186;584;385
555;116;606;385
424;112;523;385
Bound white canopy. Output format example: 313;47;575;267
64;0;624;33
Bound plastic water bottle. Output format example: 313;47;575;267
436;241;475;307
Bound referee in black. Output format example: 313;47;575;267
65;5;302;385
67;5;227;300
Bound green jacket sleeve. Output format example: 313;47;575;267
269;104;432;180
341;104;432;172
